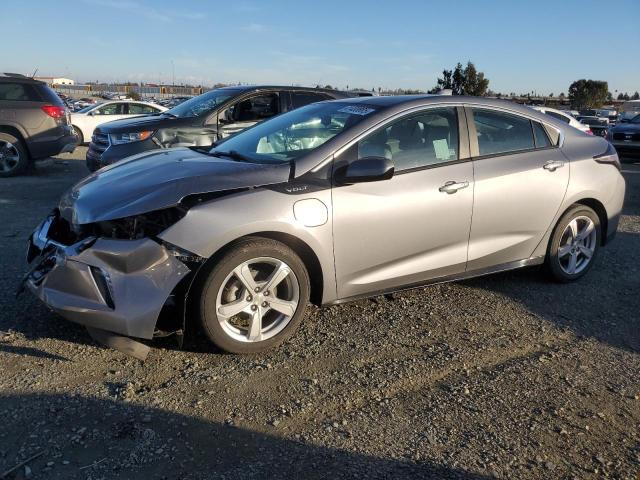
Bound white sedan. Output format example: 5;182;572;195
531;106;592;135
70;101;167;144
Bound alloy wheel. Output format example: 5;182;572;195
557;216;597;275
215;257;300;343
0;141;21;173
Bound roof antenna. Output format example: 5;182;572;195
31;68;38;79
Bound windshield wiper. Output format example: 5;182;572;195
210;150;254;163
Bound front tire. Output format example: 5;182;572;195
0;132;29;177
73;126;84;146
546;205;601;282
196;238;310;354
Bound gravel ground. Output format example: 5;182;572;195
0;148;639;480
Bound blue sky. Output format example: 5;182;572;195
4;0;639;94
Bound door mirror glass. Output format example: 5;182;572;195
338;156;394;184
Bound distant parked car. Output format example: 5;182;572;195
607;112;640;159
531;106;592;134
86;85;355;171
0;73;75;176
576;115;609;137
71;100;167;145
597;109;618;125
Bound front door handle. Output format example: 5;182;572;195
543;160;565;172
439;180;469;194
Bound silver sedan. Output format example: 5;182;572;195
22;95;625;356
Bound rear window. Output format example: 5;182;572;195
544;110;571;124
35;84;64;105
0;82;40;101
472;109;535;156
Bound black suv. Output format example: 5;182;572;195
0;73;76;176
86;86;354;171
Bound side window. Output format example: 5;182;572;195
0;83;36;101
128;103;157;115
96;103;125;115
291;92;329;109
545;110;571;124
532;121;552;148
222;93;279;123
357;107;459;172
472;109;534;156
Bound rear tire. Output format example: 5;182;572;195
546;205;601;282
73;126;84;146
0;132;29;177
196;238;310;354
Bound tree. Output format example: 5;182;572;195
568;79;609;109
433;61;489;96
623;93;630;101
617;93;625;100
633;91;640;100
462;62;489;96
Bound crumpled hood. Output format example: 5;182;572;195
59;148;291;224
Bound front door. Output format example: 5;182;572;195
217;93;280;139
332;107;474;299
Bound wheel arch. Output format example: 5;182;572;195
0;125;29;152
191;231;324;307
573;198;609;246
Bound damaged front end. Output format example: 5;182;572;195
20;210;203;360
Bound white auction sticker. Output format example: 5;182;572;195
338;105;376;116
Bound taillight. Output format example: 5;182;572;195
585;129;593;135
41;105;66;119
594;143;621;171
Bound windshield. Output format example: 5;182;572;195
167;89;239;118
631;115;640;124
209;102;379;164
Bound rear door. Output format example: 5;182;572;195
465;106;569;270
126;102;161;117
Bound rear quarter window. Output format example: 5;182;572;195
35;84;65;105
0;82;40;101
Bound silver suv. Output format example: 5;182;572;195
22;96;625;357
0;73;76;176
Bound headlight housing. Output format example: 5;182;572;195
110;131;154;145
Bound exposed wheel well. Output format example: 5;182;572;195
195;232;324;306
572;198;609;246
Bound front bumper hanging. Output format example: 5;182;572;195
21;213;191;343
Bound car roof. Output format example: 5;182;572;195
326;94;561;116
215;84;353;97
0;73;46;85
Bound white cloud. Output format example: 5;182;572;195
242;23;268;33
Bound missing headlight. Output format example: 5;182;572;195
93;207;187;240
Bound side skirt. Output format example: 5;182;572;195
327;256;545;306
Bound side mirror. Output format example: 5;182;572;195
337;156;394;185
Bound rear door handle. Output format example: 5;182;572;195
439;180;469;194
543;160;565;172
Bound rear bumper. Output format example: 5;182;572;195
28;127;77;159
23;214;190;339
